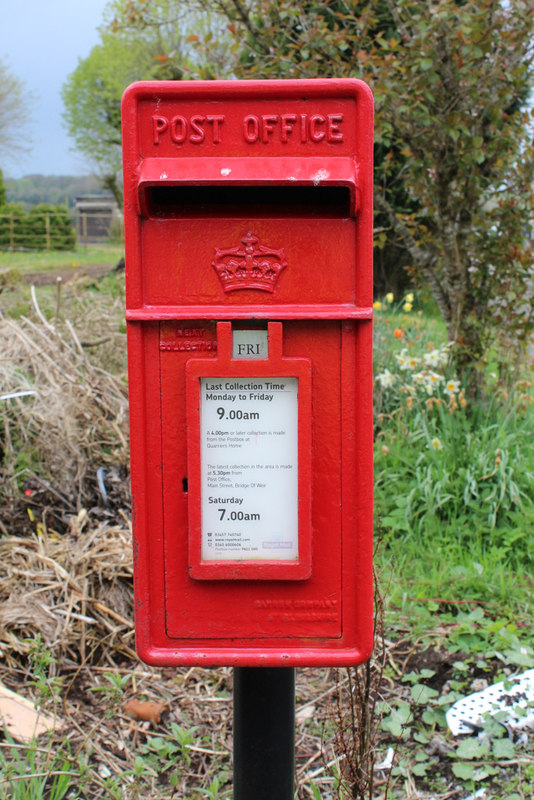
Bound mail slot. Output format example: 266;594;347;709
122;78;373;666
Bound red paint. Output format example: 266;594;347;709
122;79;374;666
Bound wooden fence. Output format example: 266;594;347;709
0;211;123;251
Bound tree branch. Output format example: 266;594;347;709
217;0;270;52
373;186;452;325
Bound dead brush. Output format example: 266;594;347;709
0;295;129;514
56;272;128;376
332;570;392;800
0;510;134;666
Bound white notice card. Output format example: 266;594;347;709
200;377;299;561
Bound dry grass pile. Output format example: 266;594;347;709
56;273;128;376
0;302;129;511
0;510;134;666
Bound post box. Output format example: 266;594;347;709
121;79;373;666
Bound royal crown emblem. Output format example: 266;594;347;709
212;232;287;293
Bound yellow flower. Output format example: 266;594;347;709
405;292;414;303
373;301;383;310
386;292;394;304
403;302;413;312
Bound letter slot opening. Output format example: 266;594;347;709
143;185;351;219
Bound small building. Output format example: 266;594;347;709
73;196;122;244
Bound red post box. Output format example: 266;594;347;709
122;79;373;666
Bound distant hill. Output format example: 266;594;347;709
5;175;113;210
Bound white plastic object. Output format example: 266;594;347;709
446;669;534;736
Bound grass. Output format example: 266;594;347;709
0;243;124;274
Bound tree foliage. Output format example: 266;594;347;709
5;174;105;209
61;0;232;207
365;0;534;379
161;0;534;383
62;32;164;207
0;59;30;161
0;169;6;207
230;1;534;378
86;0;534;384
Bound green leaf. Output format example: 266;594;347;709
411;684;439;705
419;669;436;679
492;737;515;759
471;766;493;781
413;731;430;744
455;737;490;760
422;708;444;727
414;750;429;762
381;701;412;738
452;762;475;780
502;648;534;667
310;783;323;800
412;761;429;775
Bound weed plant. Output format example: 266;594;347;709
374;295;534;563
0;637;88;799
373;293;534;619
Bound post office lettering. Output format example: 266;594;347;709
243;113;344;144
152;112;344;146
152;114;225;145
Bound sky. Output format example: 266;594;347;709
2;0;111;178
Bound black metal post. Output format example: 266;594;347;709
233;667;295;800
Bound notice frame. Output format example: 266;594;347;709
186;321;312;580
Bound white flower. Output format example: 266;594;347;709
423;345;451;369
424;371;444;395
423;349;442;368
444;379;460;396
395;350;407;369
376;369;396;388
396;348;420;371
429;437;443;451
413;370;443;396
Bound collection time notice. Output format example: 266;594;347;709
199;377;299;561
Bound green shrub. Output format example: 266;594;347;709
0;203;75;251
